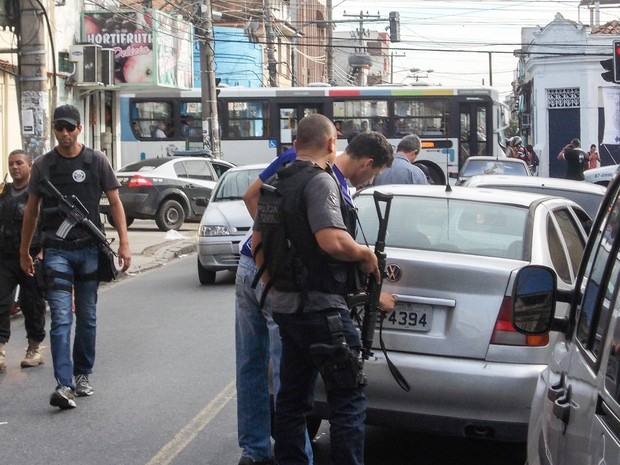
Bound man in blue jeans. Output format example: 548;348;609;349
235;148;307;465
246;122;393;464
20;104;131;410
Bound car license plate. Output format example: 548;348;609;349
380;302;432;332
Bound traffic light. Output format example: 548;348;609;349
601;58;614;82
601;41;620;84
389;11;400;43
614;40;620;83
215;77;221;97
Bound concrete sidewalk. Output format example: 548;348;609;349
104;220;198;276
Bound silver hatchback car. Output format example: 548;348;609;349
311;185;590;442
196;164;266;284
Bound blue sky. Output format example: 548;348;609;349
331;1;619;94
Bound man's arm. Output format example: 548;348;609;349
105;188;131;271
20;193;41;276
243;177;263;219
315;227;379;281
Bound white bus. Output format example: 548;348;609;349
120;85;509;184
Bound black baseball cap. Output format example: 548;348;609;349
53;104;81;126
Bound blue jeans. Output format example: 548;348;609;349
235;254;313;463
273;309;366;465
45;245;99;389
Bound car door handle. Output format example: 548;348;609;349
547;374;566;401
552;385;571;428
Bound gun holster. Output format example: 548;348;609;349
309;312;367;391
33;258;46;297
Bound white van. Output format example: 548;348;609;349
510;169;620;464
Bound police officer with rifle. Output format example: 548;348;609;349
0;149;46;373
253;115;394;465
20;104;131;410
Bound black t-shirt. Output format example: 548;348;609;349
564;148;586;181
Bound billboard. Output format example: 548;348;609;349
82;9;193;88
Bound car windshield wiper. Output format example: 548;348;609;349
215;195;243;201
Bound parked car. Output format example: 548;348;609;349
511;169;620;464
464;174;607;220
100;156;234;231
310;185;590;442
451;156;531;186
196;164;267;284
584;163;618;186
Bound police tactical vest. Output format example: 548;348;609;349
256;160;357;300
0;183;37;255
40;147;103;240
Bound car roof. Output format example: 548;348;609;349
357;184;565;208
223;163;269;173
464;175;608;194
462;156;528;166
118;156;233;172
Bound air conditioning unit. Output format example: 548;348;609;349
100;48;115;86
69;44;99;83
68;44;115;86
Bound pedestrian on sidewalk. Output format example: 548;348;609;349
20;104;131;410
0;149;46;373
558;138;588;181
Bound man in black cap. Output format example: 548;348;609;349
20;104;131;410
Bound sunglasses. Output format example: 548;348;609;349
54;122;78;132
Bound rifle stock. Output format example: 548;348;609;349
41;178;116;256
360;190;393;360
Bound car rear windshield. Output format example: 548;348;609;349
356;195;529;259
462;159;528;177
481;184;603;219
213;168;264;201
118;158;170;172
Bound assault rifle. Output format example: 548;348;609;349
360;190;393;360
40;178;116;256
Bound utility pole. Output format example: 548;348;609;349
198;0;221;157
19;0;49;159
264;0;278;87
343;10;379;86
326;0;333;84
390;52;406;83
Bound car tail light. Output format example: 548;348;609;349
127;175;153;188
491;297;549;347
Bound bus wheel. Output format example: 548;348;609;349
106;214;134;228
156;200;185;231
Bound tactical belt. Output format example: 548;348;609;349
43;236;96;250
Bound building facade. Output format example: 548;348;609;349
515;13;620;178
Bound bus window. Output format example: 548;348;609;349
180;101;202;141
227;100;269;139
394;99;448;137
333;100;388;138
132;101;173;139
477;107;488;156
280;108;297;144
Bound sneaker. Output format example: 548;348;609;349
49;386;76;409
75;374;94;397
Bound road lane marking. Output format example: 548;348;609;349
145;379;236;465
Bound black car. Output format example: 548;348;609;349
100;157;235;231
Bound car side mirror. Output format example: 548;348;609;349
448;172;458;179
195;198;209;207
512;265;557;334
